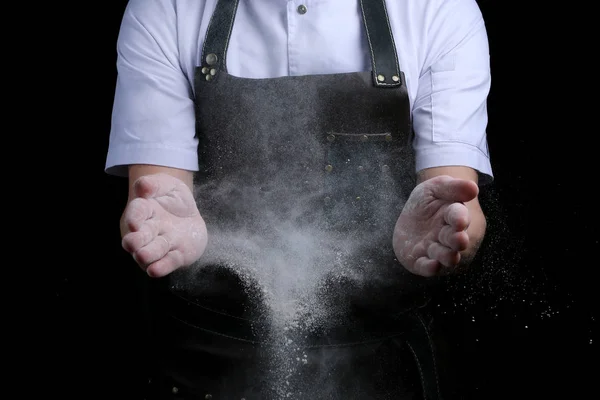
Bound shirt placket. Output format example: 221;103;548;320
287;0;312;76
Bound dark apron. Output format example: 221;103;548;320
145;0;444;398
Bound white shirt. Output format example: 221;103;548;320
106;0;494;182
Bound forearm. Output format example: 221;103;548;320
120;164;195;238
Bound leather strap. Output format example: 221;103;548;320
200;0;403;88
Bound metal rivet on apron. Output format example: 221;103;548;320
171;387;179;394
382;164;390;172
206;53;218;66
361;135;368;142
297;4;307;14
356;196;361;200
201;67;209;74
327;134;335;142
392;75;400;82
325;164;333;172
210;68;217;76
357;165;364;172
205;395;213;400
385;133;392;141
377;74;385;82
324;196;331;203
205;75;212;81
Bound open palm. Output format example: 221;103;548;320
393;175;479;277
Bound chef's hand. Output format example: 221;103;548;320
121;173;208;277
393;175;479;277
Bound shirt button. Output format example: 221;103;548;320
297;4;307;14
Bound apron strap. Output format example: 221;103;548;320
199;0;240;79
199;0;403;88
359;0;403;88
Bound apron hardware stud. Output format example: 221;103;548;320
327;134;335;142
324;196;331;203
392;75;400;82
206;53;218;66
361;134;368;141
201;67;209;74
377;74;385;82
385;133;393;141
171;386;179;394
205;394;213;399
205;74;213;81
382;164;390;172
210;68;217;76
357;165;364;172
325;164;333;172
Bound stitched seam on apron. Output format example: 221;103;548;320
171;315;262;344
417;313;442;399
200;1;219;66
300;333;407;349
170;290;257;322
171;314;409;348
406;341;426;395
222;0;240;72
380;0;401;75
359;0;377;78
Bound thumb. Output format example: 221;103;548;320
428;175;479;203
133;173;180;199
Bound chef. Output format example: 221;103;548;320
107;0;493;398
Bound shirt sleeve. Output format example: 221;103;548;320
105;0;199;177
412;0;494;184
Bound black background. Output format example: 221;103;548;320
52;1;595;399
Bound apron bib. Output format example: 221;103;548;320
146;1;444;398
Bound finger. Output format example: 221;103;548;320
146;251;185;278
438;225;469;252
427;242;461;268
122;197;155;232
412;257;441;277
429;176;478;203
134;173;180;199
121;220;160;253
444;202;470;231
132;235;172;269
